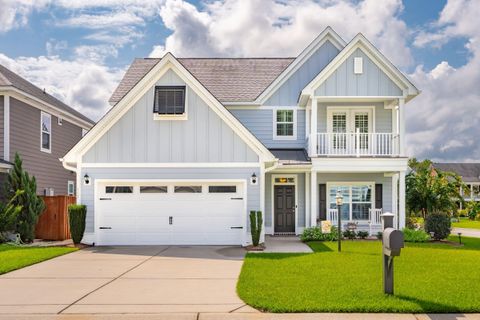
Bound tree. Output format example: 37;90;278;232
4;153;45;242
0;190;24;242
406;158;464;219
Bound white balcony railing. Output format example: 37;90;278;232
314;132;399;157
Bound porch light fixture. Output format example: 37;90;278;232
336;191;343;252
83;174;90;186
250;173;257;185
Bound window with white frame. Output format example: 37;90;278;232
274;109;296;139
328;183;373;221
41;112;51;152
67;181;75;196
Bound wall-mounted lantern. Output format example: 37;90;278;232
83;174;90;185
250;173;258;185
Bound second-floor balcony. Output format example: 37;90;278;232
310;131;400;157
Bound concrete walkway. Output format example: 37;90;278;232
262;236;313;253
452;227;480;238
0;245;252;315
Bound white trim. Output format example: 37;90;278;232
3;94;9;161
271;174;299;235
40;111;52;154
399;171;406;229
67;180;75;196
63;53;275;167
153;85;189;121
310;170;318;227
255;27;346;104
311;157;408;173
225;105;306;110
93;178;249;246
354;57;363;74
326;106;375;134
273;108;297;140
326;181;376;222
260;163;266;243
398;98;405;156
81;162;261;168
0;87;93;129
305;172;311;228
301;34;419;99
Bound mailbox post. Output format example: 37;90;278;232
381;213;404;295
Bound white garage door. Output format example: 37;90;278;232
95;181;246;245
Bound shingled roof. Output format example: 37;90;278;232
0;64;94;125
434;163;480;183
109;57;295;105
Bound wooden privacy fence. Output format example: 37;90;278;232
35;196;76;240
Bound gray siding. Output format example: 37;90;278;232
80;167;260;233
265;40;340;106
316;173;392;213
315;48;403;96
83;69;258;163
265;172;306;230
317;102;392;133
0;96;4;158
230;109;306;149
9;97;81;195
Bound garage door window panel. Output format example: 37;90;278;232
208;186;237;193
140;186;168;193
174;186;202;193
105;186;133;193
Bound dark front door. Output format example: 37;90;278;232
274;185;295;233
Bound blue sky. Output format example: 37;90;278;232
0;0;479;161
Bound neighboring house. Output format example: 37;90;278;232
433;163;480;203
0;64;94;197
63;27;419;246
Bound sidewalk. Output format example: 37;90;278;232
452;227;480;238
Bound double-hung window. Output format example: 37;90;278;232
274;109;296;139
328;183;373;221
41;112;51;153
153;86;186;119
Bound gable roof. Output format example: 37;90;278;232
63;53;276;165
0;64;94;126
109;58;294;105
433;163;480;183
301;33;420;103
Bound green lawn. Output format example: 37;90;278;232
0;244;77;275
237;236;480;313
452;217;480;229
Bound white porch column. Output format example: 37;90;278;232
310;98;318;157
260;163;266;242
398;98;405;156
310;170;318;227
3;94;10;161
391;173;399;228
399;171;406;229
305;172;311;227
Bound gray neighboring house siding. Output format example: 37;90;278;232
0;96;4;157
80;167;260;233
317;102;392;133
264;40;340;106
265;172;306;229
83;69;259;163
9;97;81;195
315;48;403;96
230;109;306;149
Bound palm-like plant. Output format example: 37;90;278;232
406;158;464;218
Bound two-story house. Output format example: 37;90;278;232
62;27;419;246
434;163;480;205
0;64;94;197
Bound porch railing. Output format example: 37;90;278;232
315;132;399;157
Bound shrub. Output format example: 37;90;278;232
68;204;87;244
357;231;369;239
376;232;383;240
425;212;451;240
4;153;45;242
406;216;424;230
343;230;356;240
0;190;23;243
466;201;480;220
402;228;430;243
300;226;339;242
457;209;468;217
249;211;262;247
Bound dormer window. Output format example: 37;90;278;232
153;86;187;120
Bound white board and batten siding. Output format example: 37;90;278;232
83;69;258;164
315;48;403;97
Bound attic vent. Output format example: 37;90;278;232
354;57;363;74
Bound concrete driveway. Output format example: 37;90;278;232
0;245;253;315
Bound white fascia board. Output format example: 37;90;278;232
0;87;94;129
311;157;409;173
254;27;346;104
300;33;420;100
63;53;275;165
81;162;261;168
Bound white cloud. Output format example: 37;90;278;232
0;53;125;121
46;39;68;56
74;44;118;63
149;45;166;58
151;0;413;68
0;0;49;33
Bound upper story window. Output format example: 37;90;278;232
153;86;186;120
274;109;296;140
41;112;51;153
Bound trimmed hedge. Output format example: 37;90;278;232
68;204;87;244
249;211;262;246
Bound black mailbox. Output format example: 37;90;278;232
383;228;404;257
